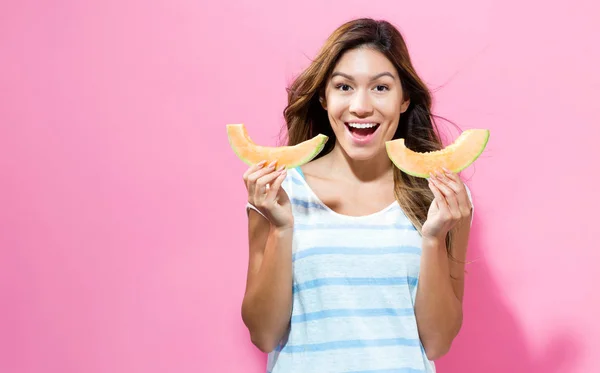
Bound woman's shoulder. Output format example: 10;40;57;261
297;157;322;176
294;156;331;184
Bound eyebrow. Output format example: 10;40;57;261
330;71;396;81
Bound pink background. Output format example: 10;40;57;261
1;0;598;372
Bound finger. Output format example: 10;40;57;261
428;176;450;214
440;168;471;210
247;160;278;195
254;168;284;202
243;160;267;183
431;173;460;217
436;169;464;194
267;169;287;201
244;160;269;194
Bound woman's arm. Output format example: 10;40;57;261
241;210;294;353
414;219;470;360
414;170;473;360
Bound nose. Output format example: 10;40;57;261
349;90;373;117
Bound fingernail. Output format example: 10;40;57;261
277;165;285;171
257;160;267;167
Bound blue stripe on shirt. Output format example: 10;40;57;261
276;337;421;353
293;246;421;262
289;175;305;186
293;276;418;293
291;307;414;323
290;198;326;210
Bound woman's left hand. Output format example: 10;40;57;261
421;168;473;242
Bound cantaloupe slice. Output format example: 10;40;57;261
226;123;329;168
386;129;490;178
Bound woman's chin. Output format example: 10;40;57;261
337;142;385;163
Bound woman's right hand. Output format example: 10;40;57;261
243;160;294;230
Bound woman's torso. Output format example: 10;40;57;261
264;167;436;373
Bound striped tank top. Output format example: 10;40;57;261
247;167;438;373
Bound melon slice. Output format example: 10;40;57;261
385;129;490;178
226;123;329;168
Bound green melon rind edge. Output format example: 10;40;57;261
386;130;490;178
284;134;329;169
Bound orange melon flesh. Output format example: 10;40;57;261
385;129;490;178
227;123;329;169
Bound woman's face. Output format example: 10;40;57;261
322;47;410;162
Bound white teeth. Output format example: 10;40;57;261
347;123;378;129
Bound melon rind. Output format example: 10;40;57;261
385;129;490;178
226;123;329;169
286;134;329;168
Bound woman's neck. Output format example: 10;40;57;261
325;143;394;184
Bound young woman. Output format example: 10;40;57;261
240;17;474;373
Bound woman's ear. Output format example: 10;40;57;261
400;97;410;113
319;96;327;110
318;86;328;110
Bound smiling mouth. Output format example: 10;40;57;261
344;122;380;139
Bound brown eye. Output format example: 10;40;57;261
336;84;352;91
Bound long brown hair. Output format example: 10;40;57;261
281;18;456;255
